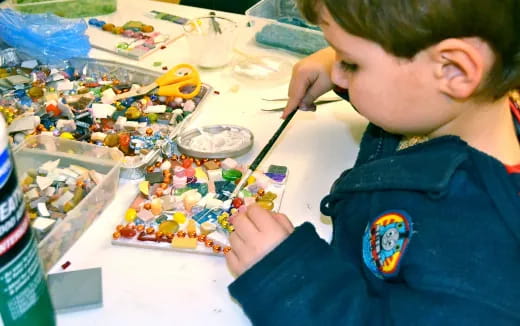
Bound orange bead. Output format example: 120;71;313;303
160;183;168;189
181;158;192;168
176;231;186;238
257;188;265;196
195;159;202;166
156;231;164;238
127;224;136;230
212;244;222;253
223;246;232;254
144;203;152;210
141;25;154;33
155;189;164;197
112;231;121;239
116;224;124;231
197;234;207;242
154;161;162;168
205;239;214;248
180;154;187;160
146;227;155;234
146;166;155;173
166;233;174;240
136;224;145;232
188;231;197;238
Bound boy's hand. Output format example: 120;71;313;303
226;204;294;277
283;47;336;118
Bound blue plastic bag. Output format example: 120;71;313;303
0;8;90;64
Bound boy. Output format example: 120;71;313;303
226;0;520;325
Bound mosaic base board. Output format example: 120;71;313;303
111;161;288;256
86;20;183;60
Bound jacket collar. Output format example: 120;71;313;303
333;136;469;194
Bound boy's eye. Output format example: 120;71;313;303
340;61;358;72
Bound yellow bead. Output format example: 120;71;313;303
63;201;76;212
173;212;187;224
60;132;75;140
256;200;274;211
124;208;137;222
159;220;179;234
247;175;256;185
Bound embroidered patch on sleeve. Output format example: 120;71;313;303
362;210;413;279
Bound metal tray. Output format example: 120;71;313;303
55;58;213;179
1;53;212;179
176;124;254;159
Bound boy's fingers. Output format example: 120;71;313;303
231;211;260;241
272;212;294;233
228;231;247;258
224;248;242;276
246;204;289;234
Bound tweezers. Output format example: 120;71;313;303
261;99;342;111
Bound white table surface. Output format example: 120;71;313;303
48;1;368;325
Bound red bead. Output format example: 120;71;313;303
120;227;137;238
232;197;244;209
46;104;61;117
61;261;71;270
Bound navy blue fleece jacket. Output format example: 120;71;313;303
229;121;520;325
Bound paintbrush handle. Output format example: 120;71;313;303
230;109;297;198
250;109;297;171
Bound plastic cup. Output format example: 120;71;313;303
184;16;238;69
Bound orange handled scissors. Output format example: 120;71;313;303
111;64;201;102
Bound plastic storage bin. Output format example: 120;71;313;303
246;0;320;32
246;0;327;55
13;135;122;272
10;0;117;18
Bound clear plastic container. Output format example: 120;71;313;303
246;0;321;33
246;0;326;55
13;135;122;271
10;0;117;18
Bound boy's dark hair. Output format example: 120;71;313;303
298;0;520;99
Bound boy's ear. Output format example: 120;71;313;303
431;38;486;99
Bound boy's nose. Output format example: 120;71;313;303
331;62;350;89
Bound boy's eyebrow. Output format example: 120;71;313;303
323;37;353;57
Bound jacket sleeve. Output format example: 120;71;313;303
228;222;518;326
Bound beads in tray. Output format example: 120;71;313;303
111;154;288;255
0;59;208;161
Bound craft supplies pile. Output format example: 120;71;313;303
112;155;288;255
0;3;296;274
0;55;209;165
